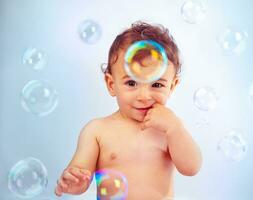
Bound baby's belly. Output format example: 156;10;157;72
96;164;174;200
126;167;174;200
96;126;174;199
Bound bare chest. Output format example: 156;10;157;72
97;126;170;168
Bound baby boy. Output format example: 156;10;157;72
55;21;202;200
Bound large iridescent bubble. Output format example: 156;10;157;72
217;129;247;161
217;28;248;54
124;40;168;83
8;157;48;198
78;19;102;44
23;48;48;71
20;80;59;116
95;169;128;200
181;0;207;24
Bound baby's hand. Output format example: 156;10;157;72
140;103;181;135
55;167;92;196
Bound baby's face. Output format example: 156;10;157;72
105;49;179;122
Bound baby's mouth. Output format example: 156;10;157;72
136;106;152;110
134;106;152;112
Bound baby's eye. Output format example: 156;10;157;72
125;80;137;87
152;82;164;88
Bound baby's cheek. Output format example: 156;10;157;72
152;93;167;105
118;92;135;108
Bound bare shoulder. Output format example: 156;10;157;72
81;118;104;131
79;114;115;139
80;118;104;137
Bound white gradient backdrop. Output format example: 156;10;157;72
0;0;252;199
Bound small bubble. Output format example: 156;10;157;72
217;28;248;54
8;157;48;198
193;86;218;111
23;47;48;70
181;0;207;24
78;19;102;44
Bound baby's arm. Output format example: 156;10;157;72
167;120;202;176
55;119;100;196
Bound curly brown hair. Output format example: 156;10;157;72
101;21;182;77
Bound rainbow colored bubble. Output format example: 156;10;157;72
95;169;128;200
124;40;168;83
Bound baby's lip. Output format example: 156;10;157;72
135;106;152;110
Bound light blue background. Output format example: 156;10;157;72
0;0;252;199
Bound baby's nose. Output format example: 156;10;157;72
136;86;152;101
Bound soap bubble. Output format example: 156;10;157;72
181;0;207;24
217;129;247;161
8;157;48;198
193;86;218;111
95;169;128;200
78;19;102;44
23;47;48;70
217;28;248;54
20;80;59;116
124;40;168;83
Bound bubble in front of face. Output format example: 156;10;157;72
181;0;207;24
78;19;102;44
95;169;128;200
193;86;218;111
23;48;48;70
8;157;48;198
217;129;247;161
217;28;248;54
124;40;168;83
20;80;59;116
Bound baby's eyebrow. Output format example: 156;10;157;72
157;78;168;83
122;75;130;79
122;75;168;82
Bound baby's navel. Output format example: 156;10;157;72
110;152;117;160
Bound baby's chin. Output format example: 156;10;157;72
131;115;146;123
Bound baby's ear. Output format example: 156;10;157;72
104;73;116;97
169;76;180;93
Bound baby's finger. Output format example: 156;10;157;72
141;119;152;130
55;185;63;196
62;170;79;183
80;169;92;177
71;168;92;181
143;113;151;122
145;120;152;128
70;168;87;179
58;178;68;189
